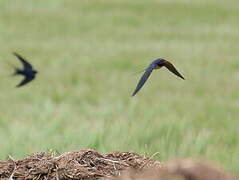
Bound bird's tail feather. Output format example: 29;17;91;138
6;62;21;76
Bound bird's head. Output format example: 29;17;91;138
151;58;167;68
155;58;166;63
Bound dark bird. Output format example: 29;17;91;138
12;52;38;87
132;58;185;96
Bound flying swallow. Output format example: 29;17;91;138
132;58;185;96
12;52;38;87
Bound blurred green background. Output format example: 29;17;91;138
0;0;239;173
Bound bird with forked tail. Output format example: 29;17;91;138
132;58;185;96
11;52;38;87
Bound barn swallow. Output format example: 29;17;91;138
12;52;38;87
132;58;185;96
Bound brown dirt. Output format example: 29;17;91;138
0;149;238;180
109;159;239;180
0;149;161;180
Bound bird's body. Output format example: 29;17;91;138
132;58;185;96
15;69;36;77
12;52;38;87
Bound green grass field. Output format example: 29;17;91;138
0;0;239;173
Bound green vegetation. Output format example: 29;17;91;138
0;0;238;173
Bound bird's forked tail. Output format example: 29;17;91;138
6;62;21;76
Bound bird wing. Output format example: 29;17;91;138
132;65;155;96
163;61;185;80
16;76;35;87
13;52;33;70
